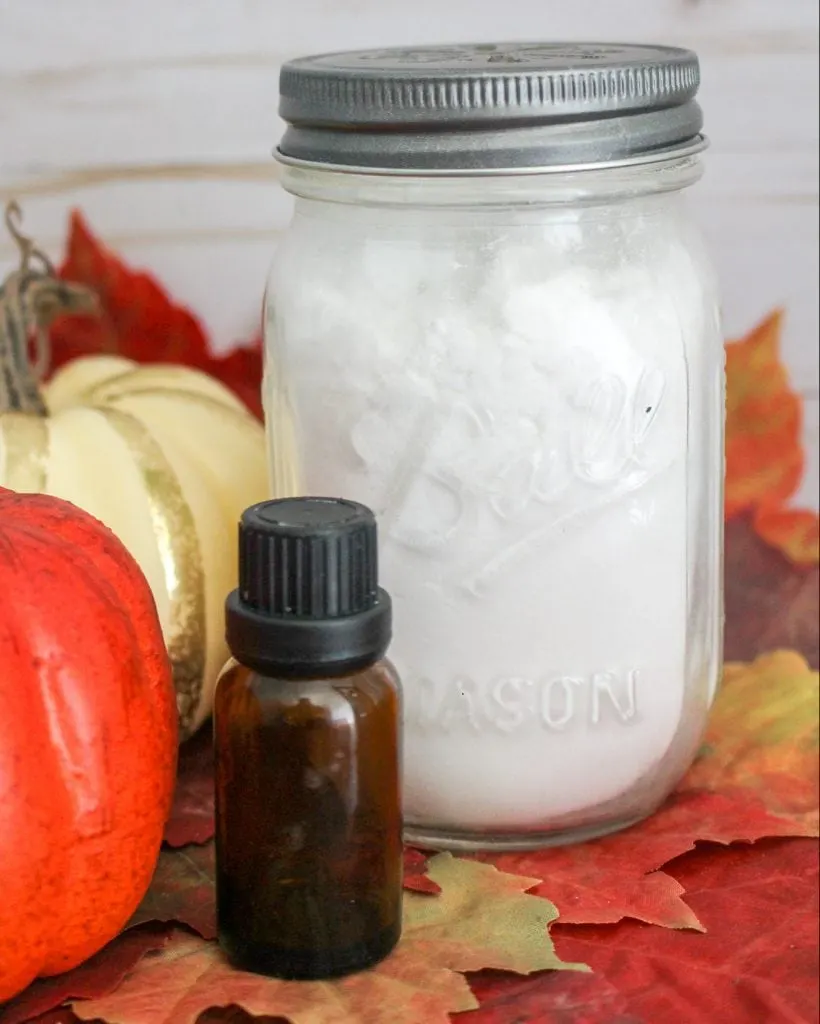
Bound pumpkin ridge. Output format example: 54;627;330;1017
2;502;159;742
17;539;129;829
94;383;254;419
70;367;141;404
0;540;73;986
2;490;179;747
97;389;267;526
81;367;248;414
97;406;206;739
78;369;173;402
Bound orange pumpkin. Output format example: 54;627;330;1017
0;487;178;1001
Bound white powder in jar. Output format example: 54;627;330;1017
268;200;713;834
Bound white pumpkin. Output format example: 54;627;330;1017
0;354;296;739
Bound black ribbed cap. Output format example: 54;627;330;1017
226;498;391;677
239;497;378;618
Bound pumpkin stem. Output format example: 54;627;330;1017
0;200;98;416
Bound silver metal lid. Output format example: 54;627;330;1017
277;42;704;174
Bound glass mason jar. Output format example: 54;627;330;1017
265;43;724;850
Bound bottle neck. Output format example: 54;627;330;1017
280;152;703;211
225;588;392;681
232;654;385;682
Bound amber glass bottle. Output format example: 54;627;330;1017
214;497;402;980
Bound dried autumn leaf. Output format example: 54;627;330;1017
73;929;473;1024
557;837;820;1023
477;849;700;932
52;212;210;369
753;505;820;569
400;854;585;975
724;516;819;668
0;927;169;1024
464;837;819;1023
72;856;584;1024
11;1013;80;1024
209;336;264;422
403;848;443;895
197;1011;287;1024
50;213;263;418
164;730;215;849
686;651;819;833
128;845;217;940
479;651;818;930
461;968;626;1024
724;310;819;565
725;310;803;515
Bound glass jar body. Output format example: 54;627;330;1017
265;158;724;850
213;658;403;977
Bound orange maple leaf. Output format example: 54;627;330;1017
686;651;819;834
71;856;586;1024
725;311;819;564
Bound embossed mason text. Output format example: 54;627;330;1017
405;670;640;734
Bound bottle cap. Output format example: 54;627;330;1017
226;497;392;676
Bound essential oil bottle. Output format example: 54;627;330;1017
214;497;402;980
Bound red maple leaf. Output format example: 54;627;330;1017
462;837;819;1024
50;212;263;419
724;517;819;667
164;730;214;850
0;927;168;1024
403;848;443;895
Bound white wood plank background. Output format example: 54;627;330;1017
0;0;817;507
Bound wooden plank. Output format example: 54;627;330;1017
0;0;816;75
0;52;815;178
697;197;819;387
0;148;815;229
0;144;816;206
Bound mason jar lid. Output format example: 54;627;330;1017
277;42;705;175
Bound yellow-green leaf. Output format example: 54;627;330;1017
687;650;819;833
404;853;587;975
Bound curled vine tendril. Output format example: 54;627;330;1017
4;199;56;276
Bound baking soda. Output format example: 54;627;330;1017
267;197;717;835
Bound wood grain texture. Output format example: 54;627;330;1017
0;0;817;500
